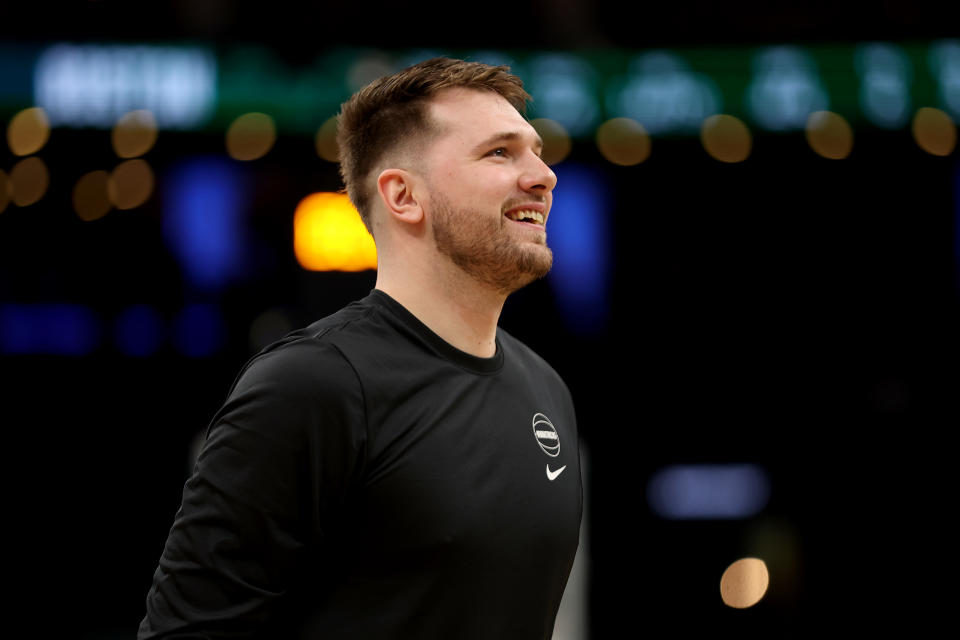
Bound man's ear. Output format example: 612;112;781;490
376;169;423;225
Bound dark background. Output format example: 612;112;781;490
3;1;957;50
2;2;958;637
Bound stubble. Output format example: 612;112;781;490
431;193;553;295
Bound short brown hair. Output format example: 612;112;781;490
336;57;531;233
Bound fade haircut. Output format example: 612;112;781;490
336;57;531;233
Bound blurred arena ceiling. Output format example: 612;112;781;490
1;0;956;61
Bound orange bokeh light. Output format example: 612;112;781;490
293;192;377;272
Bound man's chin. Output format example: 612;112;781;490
513;245;553;286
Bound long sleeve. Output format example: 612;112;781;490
139;339;367;638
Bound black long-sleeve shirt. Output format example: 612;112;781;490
140;289;581;638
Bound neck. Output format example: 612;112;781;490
375;256;506;359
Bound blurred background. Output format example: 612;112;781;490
1;1;958;637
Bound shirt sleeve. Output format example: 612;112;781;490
138;339;367;638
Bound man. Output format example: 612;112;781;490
140;57;582;639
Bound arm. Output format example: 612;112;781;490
138;340;366;638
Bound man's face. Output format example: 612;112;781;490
422;88;557;294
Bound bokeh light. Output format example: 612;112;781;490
531;118;571;166
9;156;49;207
547;164;612;335
720;557;770;609
293;192;377;271
525;53;600;137
701;114;752;163
748;46;829;131
855;42;911;129
225;112;276;161
0;303;100;355
315;115;339;162
595;117;651;166
112;109;158;158
610;51;721;135
108;159;154;209
647;463;771;519
805;110;854;159
34;43;216;129
73;170;112;222
7;107;50;156
912;107;957;156
163;157;245;292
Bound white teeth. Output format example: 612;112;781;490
509;209;544;224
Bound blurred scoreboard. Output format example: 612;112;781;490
0;39;957;137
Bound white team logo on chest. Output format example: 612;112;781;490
532;412;560;457
532;413;566;481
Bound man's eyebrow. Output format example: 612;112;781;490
472;130;545;153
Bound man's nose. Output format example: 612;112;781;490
519;151;557;193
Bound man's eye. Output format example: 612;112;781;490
488;147;507;157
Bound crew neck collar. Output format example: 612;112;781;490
368;289;504;374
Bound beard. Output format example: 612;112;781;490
431;192;553;295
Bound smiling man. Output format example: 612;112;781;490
140;57;582;639
419;89;554;296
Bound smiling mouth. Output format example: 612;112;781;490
505;209;545;225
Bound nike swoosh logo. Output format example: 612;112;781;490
546;464;567;481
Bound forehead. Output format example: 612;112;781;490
427;88;537;148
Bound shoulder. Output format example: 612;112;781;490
231;336;356;407
497;327;567;384
206;300;386;450
232;298;381;398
